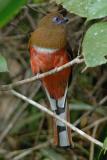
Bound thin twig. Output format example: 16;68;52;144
73;94;107;127
72;116;107;139
11;89;103;148
0;56;84;91
83;117;107;132
99;95;107;105
7;140;52;160
25;7;36;29
91;71;107;95
26;4;47;15
89;125;98;160
0;83;41;144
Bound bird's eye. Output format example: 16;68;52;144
52;16;68;24
52;16;62;24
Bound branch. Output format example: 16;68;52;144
11;89;103;148
0;56;84;91
8;140;52;160
0;83;41;144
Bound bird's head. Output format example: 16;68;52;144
38;12;68;28
29;12;68;49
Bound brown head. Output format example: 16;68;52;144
29;12;68;49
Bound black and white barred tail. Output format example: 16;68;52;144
45;86;72;148
54;102;71;148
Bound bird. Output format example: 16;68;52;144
29;11;73;148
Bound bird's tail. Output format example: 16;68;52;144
44;86;72;148
53;101;72;148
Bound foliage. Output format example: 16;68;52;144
83;22;107;67
98;138;107;160
0;0;107;160
103;138;107;154
0;55;8;72
33;0;46;3
0;0;27;28
0;0;107;70
56;0;107;67
56;0;107;20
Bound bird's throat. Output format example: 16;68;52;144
33;45;59;54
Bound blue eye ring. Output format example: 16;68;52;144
52;16;61;23
52;16;69;24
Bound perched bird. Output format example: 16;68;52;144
29;12;73;148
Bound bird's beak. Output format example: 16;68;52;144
60;17;69;24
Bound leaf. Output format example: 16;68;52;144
82;22;107;67
98;138;107;160
88;0;107;20
0;55;8;72
56;0;87;18
70;102;92;110
69;101;105;115
56;0;107;20
33;0;46;3
0;0;27;27
103;138;107;154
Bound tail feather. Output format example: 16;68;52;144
55;103;71;148
44;85;72;148
58;127;70;147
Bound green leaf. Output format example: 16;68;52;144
0;55;8;72
88;0;107;20
70;102;93;110
33;0;45;3
98;138;107;160
82;22;107;67
56;0;87;18
69;100;106;115
103;137;107;154
56;0;107;20
0;0;27;27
